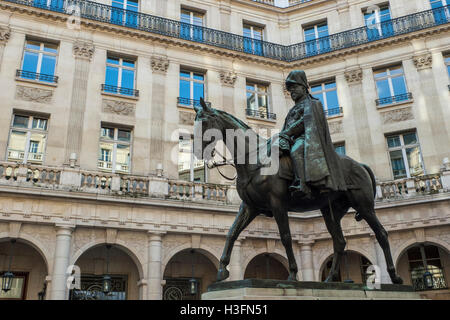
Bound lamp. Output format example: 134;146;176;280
189;250;198;295
423;270;434;289
2;239;16;293
102;245;112;295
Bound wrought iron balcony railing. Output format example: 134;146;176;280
101;84;139;97
16;69;59;83
376;92;413;106
177;97;212;107
324;107;343;117
3;0;449;62
246;108;277;120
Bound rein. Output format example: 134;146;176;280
207;149;237;181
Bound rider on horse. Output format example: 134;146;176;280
278;70;348;199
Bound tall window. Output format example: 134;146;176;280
111;0;139;28
7;114;48;164
180;9;204;42
444;53;450;78
179;70;205;106
406;244;447;291
429;0;450;25
303;22;330;55
243;24;264;56
374;65;410;105
33;0;64;11
334;143;346;156
364;4;393;40
246;82;270;118
386;132;424;180
98;126;131;173
310;81;340;117
20;40;58;82
178;136;206;182
104;56;136;96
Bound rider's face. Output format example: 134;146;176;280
287;84;306;103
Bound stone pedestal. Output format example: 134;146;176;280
202;279;424;300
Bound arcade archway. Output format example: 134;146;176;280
320;251;373;284
244;253;289;280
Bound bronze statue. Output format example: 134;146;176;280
193;70;403;285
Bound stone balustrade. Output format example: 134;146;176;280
0;161;449;205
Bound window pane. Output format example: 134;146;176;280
180;70;190;78
193;82;204;101
22;51;39;73
403;133;417;145
122;60;135;68
8;130;27;161
0;277;25;299
193;73;204;81
117;129;131;142
243;26;252;38
312;92;325;107
40;54;56;76
116;144;130;172
43;43;58;53
389;150;407;179
179;79;190;100
105;66;119;87
258;94;267;109
374;69;387;78
335;145;346;155
376;79;391;98
101;127;115;140
28;133;46;163
310;84;322;92
98;142;113;170
178;138;192;181
13;115;29;128
391;76;407;96
389;66;403;76
181;11;191;24
121;69;135;89
247;92;257;110
107;57;120;65
406;146;424;177
387;136;401;148
326;90;339;109
246;84;255;91
324;82;336;90
25;41;41;51
304;27;317;41
32;118;48;130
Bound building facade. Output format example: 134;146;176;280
0;0;449;300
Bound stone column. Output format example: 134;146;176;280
0;26;11;72
229;239;243;281
371;234;391;284
147;231;165;300
64;41;95;164
50;225;74;300
298;241;315;281
412;52;450;173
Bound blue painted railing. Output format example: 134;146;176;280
2;0;449;62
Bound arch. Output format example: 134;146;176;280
0;233;51;274
242;248;290;273
243;252;290;280
394;238;450;269
71;240;144;279
162;243;220;273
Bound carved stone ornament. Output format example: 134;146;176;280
413;53;432;70
328;120;343;135
73;41;95;60
344;68;363;85
219;71;237;87
0;26;11;44
15;85;53;103
179;111;195;125
102;99;135;116
381;107;414;124
151;56;169;73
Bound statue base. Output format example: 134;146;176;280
202;279;424;300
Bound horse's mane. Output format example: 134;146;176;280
214;109;252;132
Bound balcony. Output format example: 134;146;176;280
324;107;343;118
375;92;413;106
4;0;448;62
246;108;277;121
101;84;139;98
16;69;58;84
177;97;212;108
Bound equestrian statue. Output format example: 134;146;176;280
193;70;403;284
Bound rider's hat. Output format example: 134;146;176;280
285;70;309;90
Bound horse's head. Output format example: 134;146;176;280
193;98;222;160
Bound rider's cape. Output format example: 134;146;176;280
285;96;348;192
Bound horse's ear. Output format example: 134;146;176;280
200;97;211;112
193;102;201;113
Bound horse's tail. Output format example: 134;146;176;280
362;164;377;199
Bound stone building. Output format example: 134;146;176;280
0;0;449;300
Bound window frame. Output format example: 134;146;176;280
310;80;340;116
21;40;58;77
246;81;270;113
179;69;205;103
98;125;132;174
178;134;207;183
374;65;409;102
105;55;137;91
363;4;392;36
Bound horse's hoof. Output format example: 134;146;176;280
217;268;229;282
391;275;403;285
287;273;298;281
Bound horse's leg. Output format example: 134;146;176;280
271;199;298;281
217;202;257;281
320;202;348;282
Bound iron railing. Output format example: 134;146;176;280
3;0;449;62
412;275;447;291
246;108;277;120
16;69;59;83
101;84;139;97
177;97;212;107
324;107;343;117
376;92;412;106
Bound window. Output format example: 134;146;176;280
334;143;346;156
246;82;270;118
180;9;204;42
20;40;58;82
429;0;450;25
7;114;48;164
178;136;206;182
374;65;410;105
303;22;330;55
98;126;131;173
33;0;64;11
243;24;264;55
386;132;424;180
104;56;136;96
311;81;340;117
70;275;128;300
111;0;139;28
0;272;28;300
406;244;447;291
179;70;205;106
444;53;450;79
364;4;393;40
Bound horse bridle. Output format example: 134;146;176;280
206;148;237;181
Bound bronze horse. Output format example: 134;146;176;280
193;98;403;284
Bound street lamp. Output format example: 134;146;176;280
423;270;434;289
102;245;112;295
2;239;16;293
189;250;198;295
